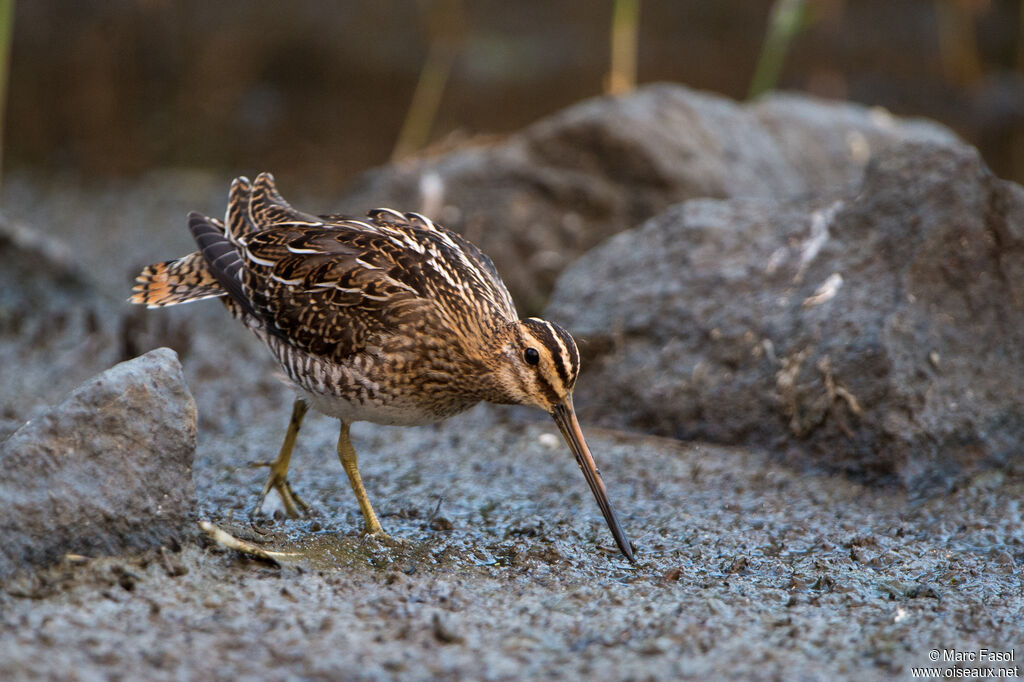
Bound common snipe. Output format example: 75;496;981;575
131;173;634;562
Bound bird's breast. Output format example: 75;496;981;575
263;331;484;425
297;388;469;426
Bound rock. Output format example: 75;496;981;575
0;212;123;437
0;178;331;442
0;348;197;577
546;141;1024;489
340;83;956;312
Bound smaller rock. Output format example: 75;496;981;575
0;348;197;578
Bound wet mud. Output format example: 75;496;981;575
2;408;1022;679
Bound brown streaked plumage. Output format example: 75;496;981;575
132;219;227;307
131;173;635;562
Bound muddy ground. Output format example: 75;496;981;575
1;174;1022;680
2;408;1023;680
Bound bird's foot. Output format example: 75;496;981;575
361;523;391;540
359;516;405;544
249;460;311;519
360;528;410;550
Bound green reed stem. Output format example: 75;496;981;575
749;0;806;99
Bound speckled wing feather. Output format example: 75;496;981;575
223;176;256;243
361;208;518;320
202;173;520;364
236;219;514;361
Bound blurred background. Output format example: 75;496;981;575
2;0;1023;194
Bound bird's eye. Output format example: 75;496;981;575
524;347;540;366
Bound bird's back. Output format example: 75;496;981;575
132;173;520;420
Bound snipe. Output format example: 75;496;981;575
131;173;635;562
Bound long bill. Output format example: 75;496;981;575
551;395;635;563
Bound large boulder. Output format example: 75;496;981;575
0;348;197;577
340;84;955;312
546;141;1024;488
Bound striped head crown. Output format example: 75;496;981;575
494;317;581;413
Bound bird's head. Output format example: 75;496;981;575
492;317;580;412
490;317;635;563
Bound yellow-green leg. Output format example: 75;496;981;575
251;398;310;518
337;421;386;536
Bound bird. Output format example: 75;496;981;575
130;173;635;562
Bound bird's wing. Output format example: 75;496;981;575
202;172;519;361
364;208;518;322
236;223;434;360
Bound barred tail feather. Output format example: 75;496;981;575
130;251;226;308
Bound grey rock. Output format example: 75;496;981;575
0;184;263;439
0;348;197;577
751;93;955;195
340;83;956;312
547;141;1024;488
0;212;123;437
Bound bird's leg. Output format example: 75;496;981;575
337;421;386;536
250;398;310;518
